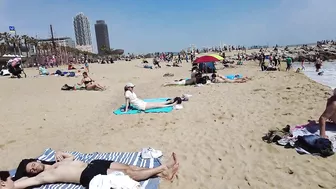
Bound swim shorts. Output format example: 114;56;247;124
79;160;113;187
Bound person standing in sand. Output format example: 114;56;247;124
9;151;179;189
285;57;293;71
319;89;336;138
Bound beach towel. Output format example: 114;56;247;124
225;74;243;80
291;122;336;155
113;98;173;115
10;148;161;189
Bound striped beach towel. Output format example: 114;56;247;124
12;148;161;189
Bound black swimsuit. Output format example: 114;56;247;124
79;160;113;187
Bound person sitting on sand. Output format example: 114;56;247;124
163;67;201;87
78;72;105;91
38;66;49;75
7;151;179;189
123;83;178;112
319;88;336;138
211;74;250;83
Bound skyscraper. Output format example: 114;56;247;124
95;20;110;54
73;13;93;52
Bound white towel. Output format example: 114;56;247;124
89;172;140;189
141;147;162;159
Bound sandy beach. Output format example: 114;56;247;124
1;58;335;189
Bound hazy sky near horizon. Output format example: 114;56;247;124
0;0;335;53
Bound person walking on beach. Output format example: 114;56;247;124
301;58;305;70
286;57;293;71
315;57;322;72
177;53;182;63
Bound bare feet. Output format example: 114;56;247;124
160;163;179;181
165;152;178;169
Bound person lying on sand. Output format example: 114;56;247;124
78;72;105;91
319;88;336;138
9;151;179;189
123;83;179;112
211;74;250;83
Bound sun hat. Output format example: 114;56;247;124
125;83;135;88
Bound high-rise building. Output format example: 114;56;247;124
73;13;93;52
95;20;110;55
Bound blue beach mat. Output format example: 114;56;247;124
225;74;243;80
114;98;173;115
10;148;161;189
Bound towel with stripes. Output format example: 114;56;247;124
11;148;161;189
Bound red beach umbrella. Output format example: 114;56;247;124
193;55;223;64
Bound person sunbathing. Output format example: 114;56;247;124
211;74;249;83
38;66;49;75
78;72;105;91
163;67;200;87
123;83;178;112
8;151;179;189
319;88;336;138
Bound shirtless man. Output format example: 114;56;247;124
319;89;336;138
10;151;179;189
211;74;249;83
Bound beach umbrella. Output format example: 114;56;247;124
194;55;224;64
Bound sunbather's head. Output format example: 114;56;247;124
211;73;216;79
191;67;199;73
83;72;88;78
15;159;54;179
124;83;135;93
0;171;14;189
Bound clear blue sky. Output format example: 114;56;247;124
0;0;335;53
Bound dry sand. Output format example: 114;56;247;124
0;57;335;189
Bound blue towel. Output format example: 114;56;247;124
225;74;243;80
10;148;161;189
114;98;173;115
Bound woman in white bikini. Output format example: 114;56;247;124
123;83;177;112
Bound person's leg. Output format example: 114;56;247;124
108;164;178;181
109;153;177;171
145;101;176;110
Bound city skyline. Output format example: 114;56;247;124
0;0;336;53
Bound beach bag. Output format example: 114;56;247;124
296;135;334;157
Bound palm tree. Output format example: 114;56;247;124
21;35;30;57
0;42;7;57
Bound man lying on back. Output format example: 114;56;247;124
5;151;179;189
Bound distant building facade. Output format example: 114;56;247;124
73;13;93;51
94;20;110;55
37;37;75;48
76;45;93;53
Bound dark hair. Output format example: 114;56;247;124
14;159;55;180
191;66;199;72
83;72;88;75
211;73;216;78
0;171;10;181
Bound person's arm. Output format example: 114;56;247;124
89;77;95;82
14;171;54;189
55;151;74;162
319;102;336;138
124;98;130;112
78;79;84;85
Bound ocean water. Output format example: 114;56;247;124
294;62;336;89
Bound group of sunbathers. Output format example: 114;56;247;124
163;67;251;87
0;150;179;189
